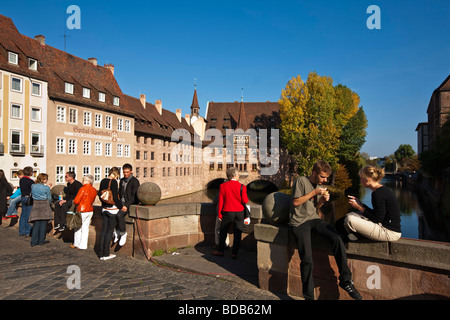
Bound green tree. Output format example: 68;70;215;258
279;72;340;175
279;72;367;177
394;144;415;163
338;106;368;162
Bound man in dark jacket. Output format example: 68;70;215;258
54;171;82;232
115;163;140;246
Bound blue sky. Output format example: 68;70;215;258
2;0;449;157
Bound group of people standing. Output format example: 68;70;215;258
2;160;402;300
0;164;140;261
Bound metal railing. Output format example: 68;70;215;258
10;143;25;155
30;144;44;156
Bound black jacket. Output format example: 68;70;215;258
119;176;140;211
63;180;82;202
0;178;13;215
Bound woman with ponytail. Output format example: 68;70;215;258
341;166;401;242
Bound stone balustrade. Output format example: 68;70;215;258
254;222;450;300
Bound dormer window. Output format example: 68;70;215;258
83;87;90;98
8;52;18;65
29;58;37;70
65;82;74;94
113;96;120;106
99;92;105;102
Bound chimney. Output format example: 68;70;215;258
155;100;162;115
185;114;191;126
140;94;146;109
34;35;45;46
88;57;97;66
104;63;114;75
176;109;182;122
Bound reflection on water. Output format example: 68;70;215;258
158;176;450;243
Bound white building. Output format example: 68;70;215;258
0;16;48;186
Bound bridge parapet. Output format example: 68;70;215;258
254;223;450;300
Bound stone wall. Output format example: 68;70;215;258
254;223;450;300
35;202;450;300
126;203;263;259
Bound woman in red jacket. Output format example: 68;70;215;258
71;175;97;250
213;167;249;259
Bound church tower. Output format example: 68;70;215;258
190;80;200;119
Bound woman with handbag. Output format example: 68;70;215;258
71;175;97;250
97;167;123;260
28;173;53;246
212;167;249;259
19;166;35;237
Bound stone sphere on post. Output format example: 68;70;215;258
262;192;291;225
137;182;162;205
51;185;65;197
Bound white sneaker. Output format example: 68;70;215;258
113;229;119;243
119;232;127;246
102;254;116;261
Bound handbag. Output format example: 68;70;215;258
100;179;115;204
240;184;251;219
66;211;82;230
24;195;33;206
24;185;34;206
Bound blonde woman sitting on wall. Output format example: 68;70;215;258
338;166;401;242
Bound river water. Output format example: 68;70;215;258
159;176;450;243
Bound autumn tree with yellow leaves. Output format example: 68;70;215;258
279;72;367;184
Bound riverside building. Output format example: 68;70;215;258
0;14;135;188
124;90;205;198
1;13;291;198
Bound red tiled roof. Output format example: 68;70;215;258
0;14;46;81
123;94;194;140
0;14;133;117
206;101;280;135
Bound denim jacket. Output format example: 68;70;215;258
31;183;52;202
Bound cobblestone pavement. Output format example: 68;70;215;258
0;224;286;301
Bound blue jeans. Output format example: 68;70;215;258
31;220;48;246
19;197;32;236
6;196;21;216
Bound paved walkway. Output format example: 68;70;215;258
0;221;294;301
